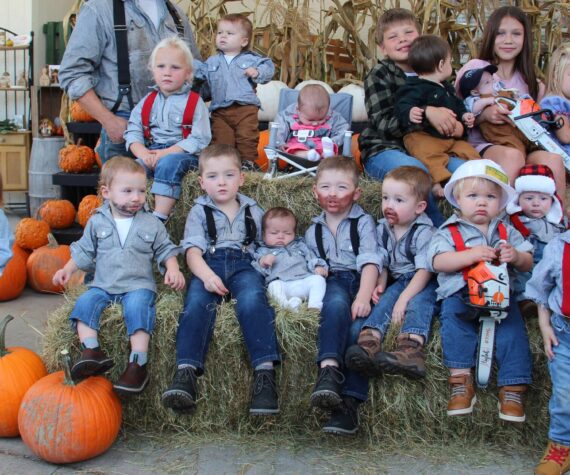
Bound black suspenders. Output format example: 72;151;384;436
314;217;361;264
381;222;420;263
203;205;257;253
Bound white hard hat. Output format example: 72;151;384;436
444;159;515;209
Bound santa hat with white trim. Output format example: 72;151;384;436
505;164;563;223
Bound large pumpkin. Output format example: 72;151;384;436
12;243;31;264
18;350;122;463
0;251;26;301
15;218;50;250
77;195;103;227
59;143;96;173
70;101;95;122
26;234;71;294
38;199;76;229
0;315;47;437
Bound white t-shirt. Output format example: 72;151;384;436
115;217;134;247
224;54;237;65
138;0;160;30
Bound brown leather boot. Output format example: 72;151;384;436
376;333;426;379
447;373;476;416
535;441;570;475
498;385;527;422
344;329;382;378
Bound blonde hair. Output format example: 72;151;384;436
451;176;502;202
316;156;360;186
99;156;146;189
298;84;330;117
148;36;194;74
198;144;242;174
384;166;431;202
546;43;570;98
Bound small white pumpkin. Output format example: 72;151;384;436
339;83;367;123
294;80;334;94
257;80;288;122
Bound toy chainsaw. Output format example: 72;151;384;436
465;259;510;388
495;96;570;172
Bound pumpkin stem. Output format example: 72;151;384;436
0;314;14;357
47;233;59;249
61;349;76;386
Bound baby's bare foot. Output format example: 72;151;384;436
432;183;445;199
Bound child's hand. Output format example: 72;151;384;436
409;107;424;124
244;67;259;78
314;266;328;277
540;323;558;360
392;296;409;325
260;254;276;268
52;268;71;286
351;292;372;320
371;284;385;305
497;242;517;264
467;245;497;264
165;268;186;291
141;150;157;169
203;273;228;296
463;112;475;128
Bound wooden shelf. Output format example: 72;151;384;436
0;45;30;51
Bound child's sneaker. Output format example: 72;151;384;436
535;441;570;475
250;369;279;415
310;365;345;408
447;373;476;416
322;396;360;436
70;347;114;380
113;361;149;396
498;385;526;422
376;333;426;379
161;366;198;413
344;329;382;377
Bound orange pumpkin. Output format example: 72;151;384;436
12;244;31;264
26;234;71;294
256;129;287;172
351;133;363;172
59;143;96;173
0;315;47;437
94;137;102;168
38;199;76;229
15;218;50;250
0;252;26;301
18;350;122;463
77;195;103;227
70;101;95;122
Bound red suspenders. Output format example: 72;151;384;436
562;243;570;317
509;213;530;238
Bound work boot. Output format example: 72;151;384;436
535;441;570;475
322;396;360;436
447;373;476;416
376;333;426;379
250;369;279;415
344;329;382;377
310;365;345;409
498;385;527;422
70;347;114;380
161;366;198;413
113;360;149;396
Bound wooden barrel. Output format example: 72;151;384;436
28;137;64;217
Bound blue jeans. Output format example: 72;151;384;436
175;248;280;374
96;110;135;164
439;291;532;386
137;144;198;199
319;270;368;400
514;239;546;301
363;149;465;227
360;272;438;340
70;287;156;335
548;313;570;445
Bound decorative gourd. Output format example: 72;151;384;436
38;199;76;229
59;141;96;173
94;137;102;168
0;315;47;437
70;101;95;122
338;83;367;123
77;195;103;227
0;252;26;301
15;218;50;250
256;80;288;122
26;234;71;294
18;350;122;463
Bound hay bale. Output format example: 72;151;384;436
42;172;549;450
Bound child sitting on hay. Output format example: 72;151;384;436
52;157;185;396
252;207;328;311
304;156;385;435
161;144;281;416
345;166;437;380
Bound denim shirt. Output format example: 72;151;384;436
124;84;211;154
505;213;565;245
427;214;533;300
526;231;570;316
181;193;264;254
59;0;200;113
193;51;274;112
305;204;385;273
70;203;180;294
0;209;13;277
377;212;435;279
252;237;327;283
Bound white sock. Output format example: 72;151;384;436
306;149;320;162
287;297;303;310
322;137;335;158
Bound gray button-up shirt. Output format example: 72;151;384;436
505;213;566;245
427;214;533;300
377;213;435;279
305;204;385;273
70;203;180;294
252;238;327;283
193;51;274;112
59;0;201;113
526;231;570;315
124;84;211;154
181;194;264;254
0;209;13;277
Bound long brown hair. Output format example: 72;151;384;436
478;6;538;100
